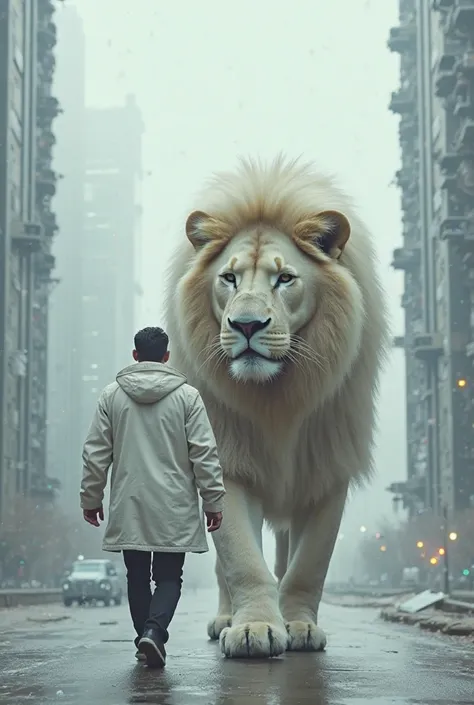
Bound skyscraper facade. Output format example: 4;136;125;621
0;0;61;520
388;0;474;514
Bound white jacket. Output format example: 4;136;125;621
80;362;225;553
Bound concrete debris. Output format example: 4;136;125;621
381;606;474;639
398;589;445;613
27;615;71;624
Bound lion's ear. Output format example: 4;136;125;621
294;210;351;259
186;210;223;250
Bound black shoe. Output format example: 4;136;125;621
134;636;146;662
138;628;166;668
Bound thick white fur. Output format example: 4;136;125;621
164;155;388;659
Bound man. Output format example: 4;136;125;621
80;326;225;668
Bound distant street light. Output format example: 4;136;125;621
380;545;387;552
438;548;446;556
360;526;367;533
416;541;424;549
430;557;438;565
449;532;458;541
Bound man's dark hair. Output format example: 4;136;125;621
134;327;169;362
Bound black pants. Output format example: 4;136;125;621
123;551;185;645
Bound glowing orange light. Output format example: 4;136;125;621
416;541;424;549
380;545;387;552
457;378;467;389
430;557;438;566
438;548;445;556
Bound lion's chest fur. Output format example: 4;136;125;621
205;398;353;519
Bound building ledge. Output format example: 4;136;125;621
11;221;44;253
466;341;474;358
450;4;474;36
387;25;416;54
454;120;474;152
393;336;405;349
391;246;421;271
389;89;416;115
413;333;444;362
432;0;455;10
438;216;469;241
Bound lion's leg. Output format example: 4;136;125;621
212;479;287;659
279;483;348;652
207;557;232;640
274;530;289;584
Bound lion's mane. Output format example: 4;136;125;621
164;155;388;520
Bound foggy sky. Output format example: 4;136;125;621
63;0;406;566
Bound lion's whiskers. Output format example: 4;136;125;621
290;335;325;362
196;335;221;362
284;350;307;377
289;337;325;373
196;344;228;377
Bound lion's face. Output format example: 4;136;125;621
209;226;320;383
180;208;364;392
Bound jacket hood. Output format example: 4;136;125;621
116;362;187;404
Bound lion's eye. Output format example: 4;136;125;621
221;272;237;285
277;272;295;285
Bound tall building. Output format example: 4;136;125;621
0;0;61;521
47;3;86;509
388;0;474;515
80;97;144;434
48;94;144;506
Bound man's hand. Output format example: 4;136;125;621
83;506;104;527
205;511;223;533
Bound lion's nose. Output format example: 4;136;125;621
228;317;271;340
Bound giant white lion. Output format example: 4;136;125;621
164;155;388;659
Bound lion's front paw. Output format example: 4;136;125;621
207;614;232;641
285;620;327;652
220;621;287;659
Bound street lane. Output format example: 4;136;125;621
1;588;474;704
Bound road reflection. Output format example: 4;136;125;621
124;650;331;705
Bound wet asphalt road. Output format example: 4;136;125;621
1;589;474;705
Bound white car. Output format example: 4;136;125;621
62;559;123;607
